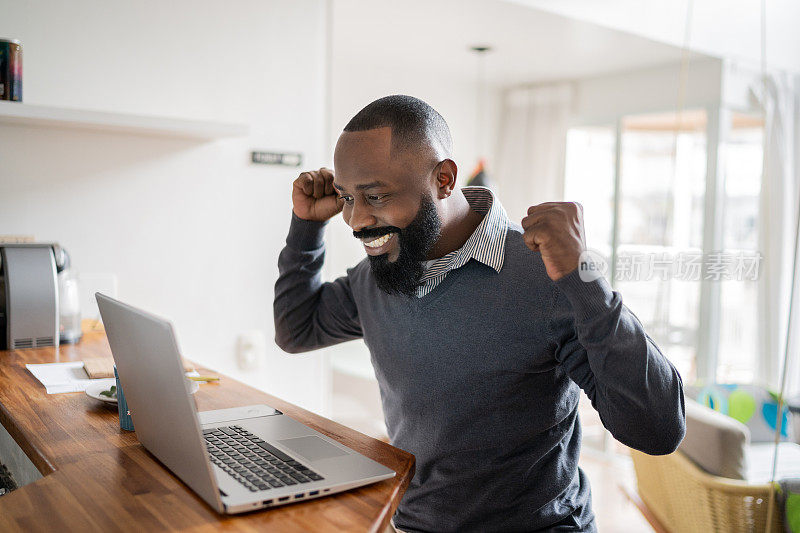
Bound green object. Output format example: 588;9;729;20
99;385;117;398
787;493;800;532
728;390;756;424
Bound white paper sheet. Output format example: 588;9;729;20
25;362;94;394
26;362;201;394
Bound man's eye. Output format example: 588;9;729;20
368;195;388;203
338;195;353;203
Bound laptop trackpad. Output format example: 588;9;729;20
278;436;349;462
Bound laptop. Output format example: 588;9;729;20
95;293;395;514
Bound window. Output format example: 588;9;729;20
565;110;765;387
616;110;707;383
565;111;708;383
716;114;764;383
564;126;615;260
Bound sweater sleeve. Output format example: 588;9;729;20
273;213;363;354
549;268;686;455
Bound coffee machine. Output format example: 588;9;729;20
0;244;60;350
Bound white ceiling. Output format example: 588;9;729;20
332;0;710;87
509;0;800;74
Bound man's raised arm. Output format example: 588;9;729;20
273;168;362;353
549;271;686;455
522;201;685;455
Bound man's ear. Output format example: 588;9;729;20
435;159;458;199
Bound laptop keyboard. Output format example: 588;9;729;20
203;425;324;492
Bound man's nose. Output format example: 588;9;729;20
347;202;377;232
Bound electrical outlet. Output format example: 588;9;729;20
237;330;266;371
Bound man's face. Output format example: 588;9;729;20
333;127;442;296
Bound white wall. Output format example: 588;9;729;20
571;59;724;126
567;56;765;131
0;0;331;413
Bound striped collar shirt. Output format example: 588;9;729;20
416;186;510;298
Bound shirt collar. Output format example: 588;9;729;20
422;186;509;278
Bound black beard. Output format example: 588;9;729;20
358;195;441;297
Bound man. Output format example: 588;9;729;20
274;95;685;532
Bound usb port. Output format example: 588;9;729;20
263;499;273;505
309;490;319;496
278;496;290;502
295;493;305;499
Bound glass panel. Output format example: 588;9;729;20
564;126;615;260
615;110;708;383
716;113;764;384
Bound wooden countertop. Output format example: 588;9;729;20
0;324;414;531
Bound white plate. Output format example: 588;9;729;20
85;379;118;404
84;374;200;404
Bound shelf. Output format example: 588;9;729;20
0;100;249;140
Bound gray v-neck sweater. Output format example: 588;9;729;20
274;214;685;532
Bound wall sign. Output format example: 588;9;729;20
251;151;302;167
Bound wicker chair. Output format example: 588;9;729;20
630;448;784;532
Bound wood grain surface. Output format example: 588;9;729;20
0;323;414;532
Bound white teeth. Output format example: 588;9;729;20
364;233;393;248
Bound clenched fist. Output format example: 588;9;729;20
292;167;344;222
521;202;587;281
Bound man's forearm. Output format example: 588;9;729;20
273;213;362;353
552;269;686;455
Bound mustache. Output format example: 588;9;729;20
353;226;402;240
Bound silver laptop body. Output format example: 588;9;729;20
96;293;395;514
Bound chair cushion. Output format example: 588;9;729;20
680;397;750;480
685;383;792;443
745;442;800;484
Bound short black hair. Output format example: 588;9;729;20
343;95;452;157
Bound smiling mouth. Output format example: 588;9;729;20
362;233;395;248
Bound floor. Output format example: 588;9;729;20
577;391;655;532
331;368;656;532
579;451;654;532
